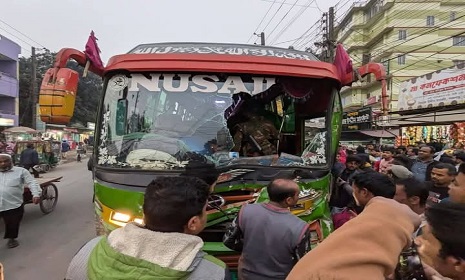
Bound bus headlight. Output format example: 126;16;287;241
134;218;144;225
112;212;131;223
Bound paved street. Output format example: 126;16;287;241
0;160;95;280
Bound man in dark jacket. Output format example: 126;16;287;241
19;144;39;178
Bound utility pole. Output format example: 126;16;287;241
31;46;37;129
328;7;335;62
260;32;266;46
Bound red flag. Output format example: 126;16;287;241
333;44;353;86
84;31;104;71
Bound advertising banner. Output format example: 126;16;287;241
398;65;465;111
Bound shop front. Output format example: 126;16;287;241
340;107;397;146
392;64;465;149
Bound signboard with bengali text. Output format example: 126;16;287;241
342;107;372;131
398;65;465;111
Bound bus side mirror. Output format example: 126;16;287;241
115;99;128;135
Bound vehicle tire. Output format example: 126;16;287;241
40;183;58;214
44;164;50;172
95;213;107;236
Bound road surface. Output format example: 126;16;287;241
0;161;95;280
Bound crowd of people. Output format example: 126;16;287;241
63;143;465;280
2;140;465;279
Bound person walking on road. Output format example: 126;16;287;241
0;154;41;248
61;140;70;159
19;143;40;178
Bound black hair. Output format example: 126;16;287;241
396;177;429;206
382;146;396;154
346;155;362;164
439;155;456;165
397;146;407;152
454;151;465;162
181;161;220;186
352;172;395;198
267;179;298;203
143;176;210;233
27;143;34;148
392;154;412;169
433;163;457;176
426;202;465;260
410;147;419;155
356;146;365;154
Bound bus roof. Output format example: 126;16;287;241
106;42;340;82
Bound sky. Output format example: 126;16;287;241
0;0;345;63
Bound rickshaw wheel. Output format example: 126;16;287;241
40;183;58;214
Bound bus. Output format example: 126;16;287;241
39;42;386;269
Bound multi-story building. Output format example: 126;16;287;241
335;0;465;117
0;34;21;129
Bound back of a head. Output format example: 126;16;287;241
396;177;429;206
143;176;210;233
27;143;34;149
439;155;456;165
181;161;220;186
352;172;395;198
392;154;411;168
356;146;365;154
346;155;362;164
426;202;465;260
382;146;396;154
454;151;465;162
267;179;298;203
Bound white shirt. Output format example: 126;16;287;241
0;166;41;211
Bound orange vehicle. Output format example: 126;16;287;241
39;42;387;269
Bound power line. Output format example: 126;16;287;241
0;26;36;49
266;0;300;39
247;0;278;43
0;18;46;48
269;0;316;44
261;1;287;34
372;14;465;58
384;29;465;65
392;44;465;75
257;0;312;7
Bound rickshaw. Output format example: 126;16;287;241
14;140;58;172
23;176;61;214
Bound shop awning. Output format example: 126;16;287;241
359;129;398;138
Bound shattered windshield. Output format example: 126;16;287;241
97;73;330;170
98;73;275;169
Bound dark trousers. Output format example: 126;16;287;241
0;205;24;239
23;164;39;178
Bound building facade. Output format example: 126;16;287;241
335;0;465;119
0;34;21;128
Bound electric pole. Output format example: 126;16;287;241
328;7;335;62
31;46;37;129
260;32;266;46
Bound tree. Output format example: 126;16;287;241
18;50;102;128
